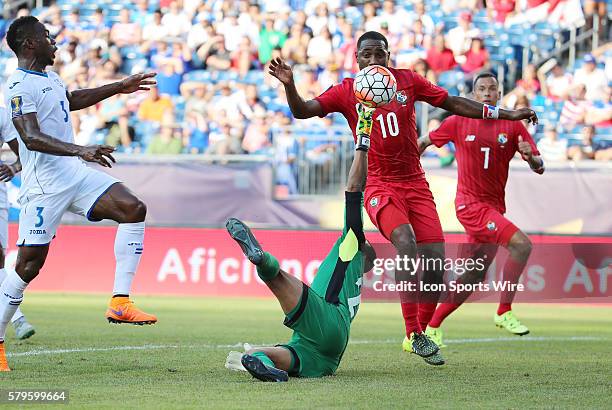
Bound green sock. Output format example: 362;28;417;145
256;252;280;282
251;351;276;368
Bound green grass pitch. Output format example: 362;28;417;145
2;294;611;409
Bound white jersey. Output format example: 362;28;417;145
3;68;85;200
0;106;18;208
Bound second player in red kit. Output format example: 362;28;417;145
419;72;544;347
269;31;538;365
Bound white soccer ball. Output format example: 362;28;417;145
353;65;397;108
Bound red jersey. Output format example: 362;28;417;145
429;116;539;213
315;68;448;182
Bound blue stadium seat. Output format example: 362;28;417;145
183;70;213;83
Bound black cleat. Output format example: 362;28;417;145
226;218;264;265
241;354;289;382
423;351;445;366
411;333;440;358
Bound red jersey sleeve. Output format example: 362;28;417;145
412;72;449;107
429;116;457;147
515;121;540;157
314;80;350;117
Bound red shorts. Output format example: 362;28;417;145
456;202;519;245
364;178;444;243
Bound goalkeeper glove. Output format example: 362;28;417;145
356;104;375;152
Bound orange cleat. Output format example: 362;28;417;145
105;297;157;325
0;341;11;372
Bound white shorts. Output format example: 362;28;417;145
17;167;120;246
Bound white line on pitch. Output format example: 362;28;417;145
6;336;605;357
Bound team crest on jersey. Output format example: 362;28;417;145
465;135;476;142
10;96;23;118
395;90;407;105
370;197;379;207
497;133;508;146
486;221;497;231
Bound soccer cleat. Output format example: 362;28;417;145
402;332;439;357
423;350;445;366
0;342;10;372
106;297;157;325
13;317;35;340
241;354;288;382
425;326;447;348
494;311;529;336
225;218;264;265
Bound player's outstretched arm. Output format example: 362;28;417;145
0;139;22;182
67;73;157;111
12;113;116;167
440;96;538;124
268;57;323;119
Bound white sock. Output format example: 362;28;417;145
113;222;145;296
0;268;25;324
0;269;28;341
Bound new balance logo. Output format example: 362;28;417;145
465;135;476;142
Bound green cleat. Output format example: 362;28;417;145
494;311;529;336
402;332;442;365
13;317;36;340
423;350;445;366
425;326;447;348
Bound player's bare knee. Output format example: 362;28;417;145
123;199;147;223
391;228;417;257
16;259;44;282
509;235;532;261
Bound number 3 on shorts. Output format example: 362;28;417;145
35;206;44;228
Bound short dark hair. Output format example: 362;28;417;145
357;31;388;50
473;71;498;88
6;16;40;55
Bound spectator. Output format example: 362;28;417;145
259;16;287;64
232;36;259;77
110;9;141;47
540;61;574;100
461;37;490;74
217;11;246;52
307;26;334;68
426;35;457;75
306;2;335;36
156;60;183;96
142;10;168;51
376;0;410;35
567;125;612;160
560;85;591;128
396;30;426;69
537;124;568;161
488;0;517;24
161;1;191;38
573;54;609;102
206;123;243;156
137;86;174;123
409;1;436;35
242;108;272;154
147;120;184;154
446;12;480;65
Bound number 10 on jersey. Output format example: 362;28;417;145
376;113;399;138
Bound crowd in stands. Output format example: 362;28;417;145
0;0;610;192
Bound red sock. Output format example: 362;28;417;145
401;302;421;336
418;303;437;331
497;255;527;315
428;303;461;328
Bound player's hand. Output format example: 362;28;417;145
0;162;20;182
517;135;533;160
268;57;294;85
511;108;538;125
78;145;117;168
119;73;157;94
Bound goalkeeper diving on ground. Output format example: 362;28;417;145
224;105;376;381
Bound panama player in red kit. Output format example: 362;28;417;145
418;72;544;347
269;31;537;365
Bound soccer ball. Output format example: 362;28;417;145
353;65;397;108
